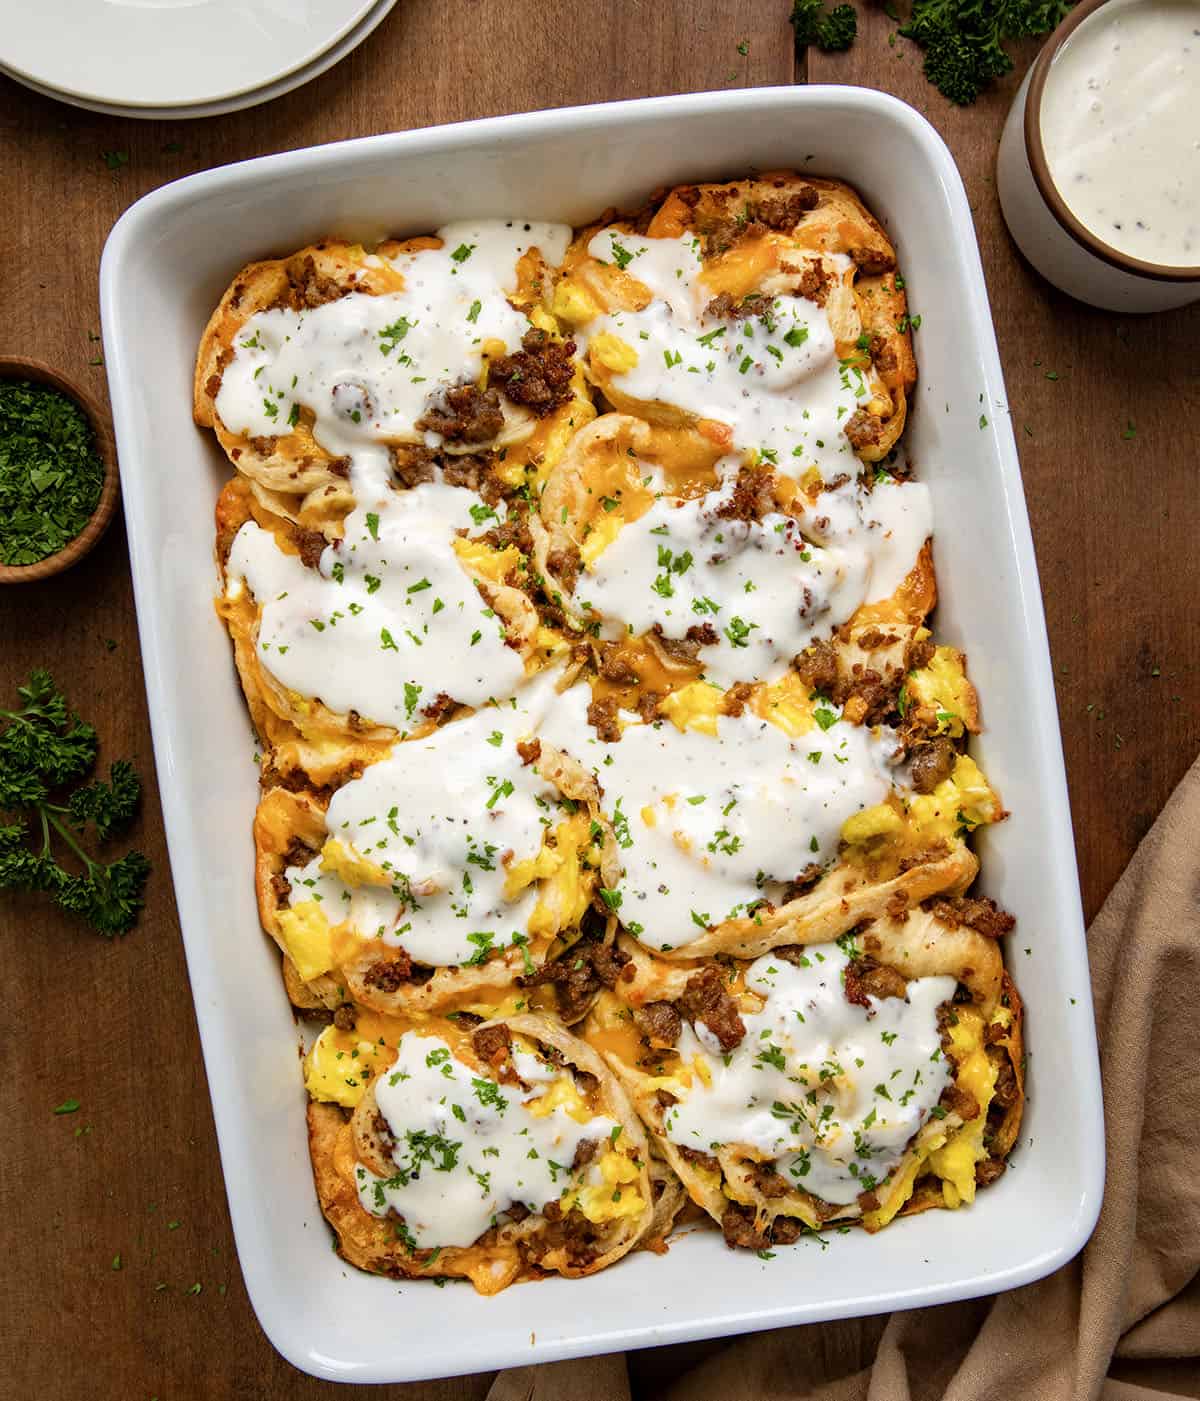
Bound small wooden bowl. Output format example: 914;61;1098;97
0;355;120;584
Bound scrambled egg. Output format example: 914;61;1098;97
571;1152;645;1223
551;279;601;327
842;754;1003;852
503;812;598;937
453;538;522;584
525;1074;646;1223
590;332;639;373
862;1007;994;1230
661;681;724;736
320;837;391;888
304;1023;394;1109
905;646;977;738
580;511;624;566
908;754;1003;840
277;900;334;982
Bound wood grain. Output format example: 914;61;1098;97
0;3;1195;1397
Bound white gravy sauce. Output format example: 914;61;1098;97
585;230;867;477
285;674;571;968
664;948;954;1205
540;685;900;952
1041;0;1200;267
355;1033;618;1248
576;468;931;688
214;220;573;456
225;480;526;727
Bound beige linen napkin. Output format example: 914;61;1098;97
490;757;1200;1401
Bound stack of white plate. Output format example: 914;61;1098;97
0;0;400;119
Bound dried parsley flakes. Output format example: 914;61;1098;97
0;380;104;566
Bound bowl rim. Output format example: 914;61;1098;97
1024;0;1200;284
0;355;120;584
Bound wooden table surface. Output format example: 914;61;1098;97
2;4;1197;1397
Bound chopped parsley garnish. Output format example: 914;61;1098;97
378;316;415;356
608;238;634;270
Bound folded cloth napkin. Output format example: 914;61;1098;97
489;757;1200;1401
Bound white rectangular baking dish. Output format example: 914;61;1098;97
100;87;1105;1385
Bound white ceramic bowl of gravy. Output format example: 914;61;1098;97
997;0;1200;311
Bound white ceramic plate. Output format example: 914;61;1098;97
100;88;1105;1385
0;0;382;108
0;0;399;119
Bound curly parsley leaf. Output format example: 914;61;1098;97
0;673;150;936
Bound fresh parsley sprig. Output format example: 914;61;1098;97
790;0;859;53
0;670;150;936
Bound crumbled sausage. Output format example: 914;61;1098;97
546;546;582;593
769;1216;803;1244
442;452;503;503
633;689;664;723
363;953;415;991
472;1024;512;1070
677;1145;720;1173
531;1203;604;1267
793;639;839;695
844;408;886;452
283;837;316;868
715;465;776;523
849;245;896;275
703;291;772;322
599;646;640;684
516;738;541;766
415;384;504;443
992;1058;1019;1109
975;1157;1007;1188
287;253;344;309
780;864;825;902
843;956;909;1009
928;896;1017;941
571;1137;599;1171
754;188;819;229
294;528;328;568
586;695;621;743
884;889;910;923
747;1162;791;1198
721;1202;768;1250
519;939;631;1022
869;333;899;376
333;1004;357;1031
270;873;291;903
389;444;437;487
421;691;458;724
900;841;951;874
796;260;831;306
631;1002;683;1048
678;967;746;1051
483;510;535;558
722;682;756;718
488;328;576;416
910;737;958;794
906;636;936;673
940;1084;981;1121
648;624;703;664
